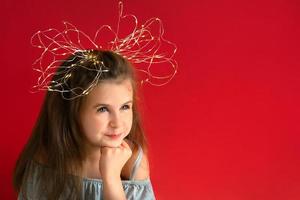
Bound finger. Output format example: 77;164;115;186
100;146;106;155
120;140;131;149
124;138;134;148
100;146;112;154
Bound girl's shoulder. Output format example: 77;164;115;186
122;139;150;180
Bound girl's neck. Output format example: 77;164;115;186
81;145;102;179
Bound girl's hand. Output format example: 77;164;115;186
99;140;132;181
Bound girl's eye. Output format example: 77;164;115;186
121;105;131;110
97;107;108;113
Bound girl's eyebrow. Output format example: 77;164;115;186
93;100;133;108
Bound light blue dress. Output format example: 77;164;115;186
18;145;156;200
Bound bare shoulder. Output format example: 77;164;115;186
122;140;150;180
132;147;150;180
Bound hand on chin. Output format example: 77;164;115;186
100;140;123;148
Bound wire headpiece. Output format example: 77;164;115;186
31;1;177;99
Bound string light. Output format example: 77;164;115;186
31;1;177;99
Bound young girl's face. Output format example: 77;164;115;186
79;79;133;148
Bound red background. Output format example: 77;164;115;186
1;0;300;199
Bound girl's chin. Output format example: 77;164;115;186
91;134;128;148
100;139;123;148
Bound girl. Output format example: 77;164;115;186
13;50;156;199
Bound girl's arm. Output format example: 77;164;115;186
99;140;132;200
102;176;126;200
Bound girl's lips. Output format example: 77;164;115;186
105;133;122;140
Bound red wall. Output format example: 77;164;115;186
1;0;300;199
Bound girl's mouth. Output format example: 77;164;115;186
105;133;122;140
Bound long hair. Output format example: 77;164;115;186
13;50;148;199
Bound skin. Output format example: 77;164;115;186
79;79;135;199
79;78;134;151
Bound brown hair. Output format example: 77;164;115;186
13;50;148;199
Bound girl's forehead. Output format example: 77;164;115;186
85;79;133;104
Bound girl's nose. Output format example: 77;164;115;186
109;113;122;128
